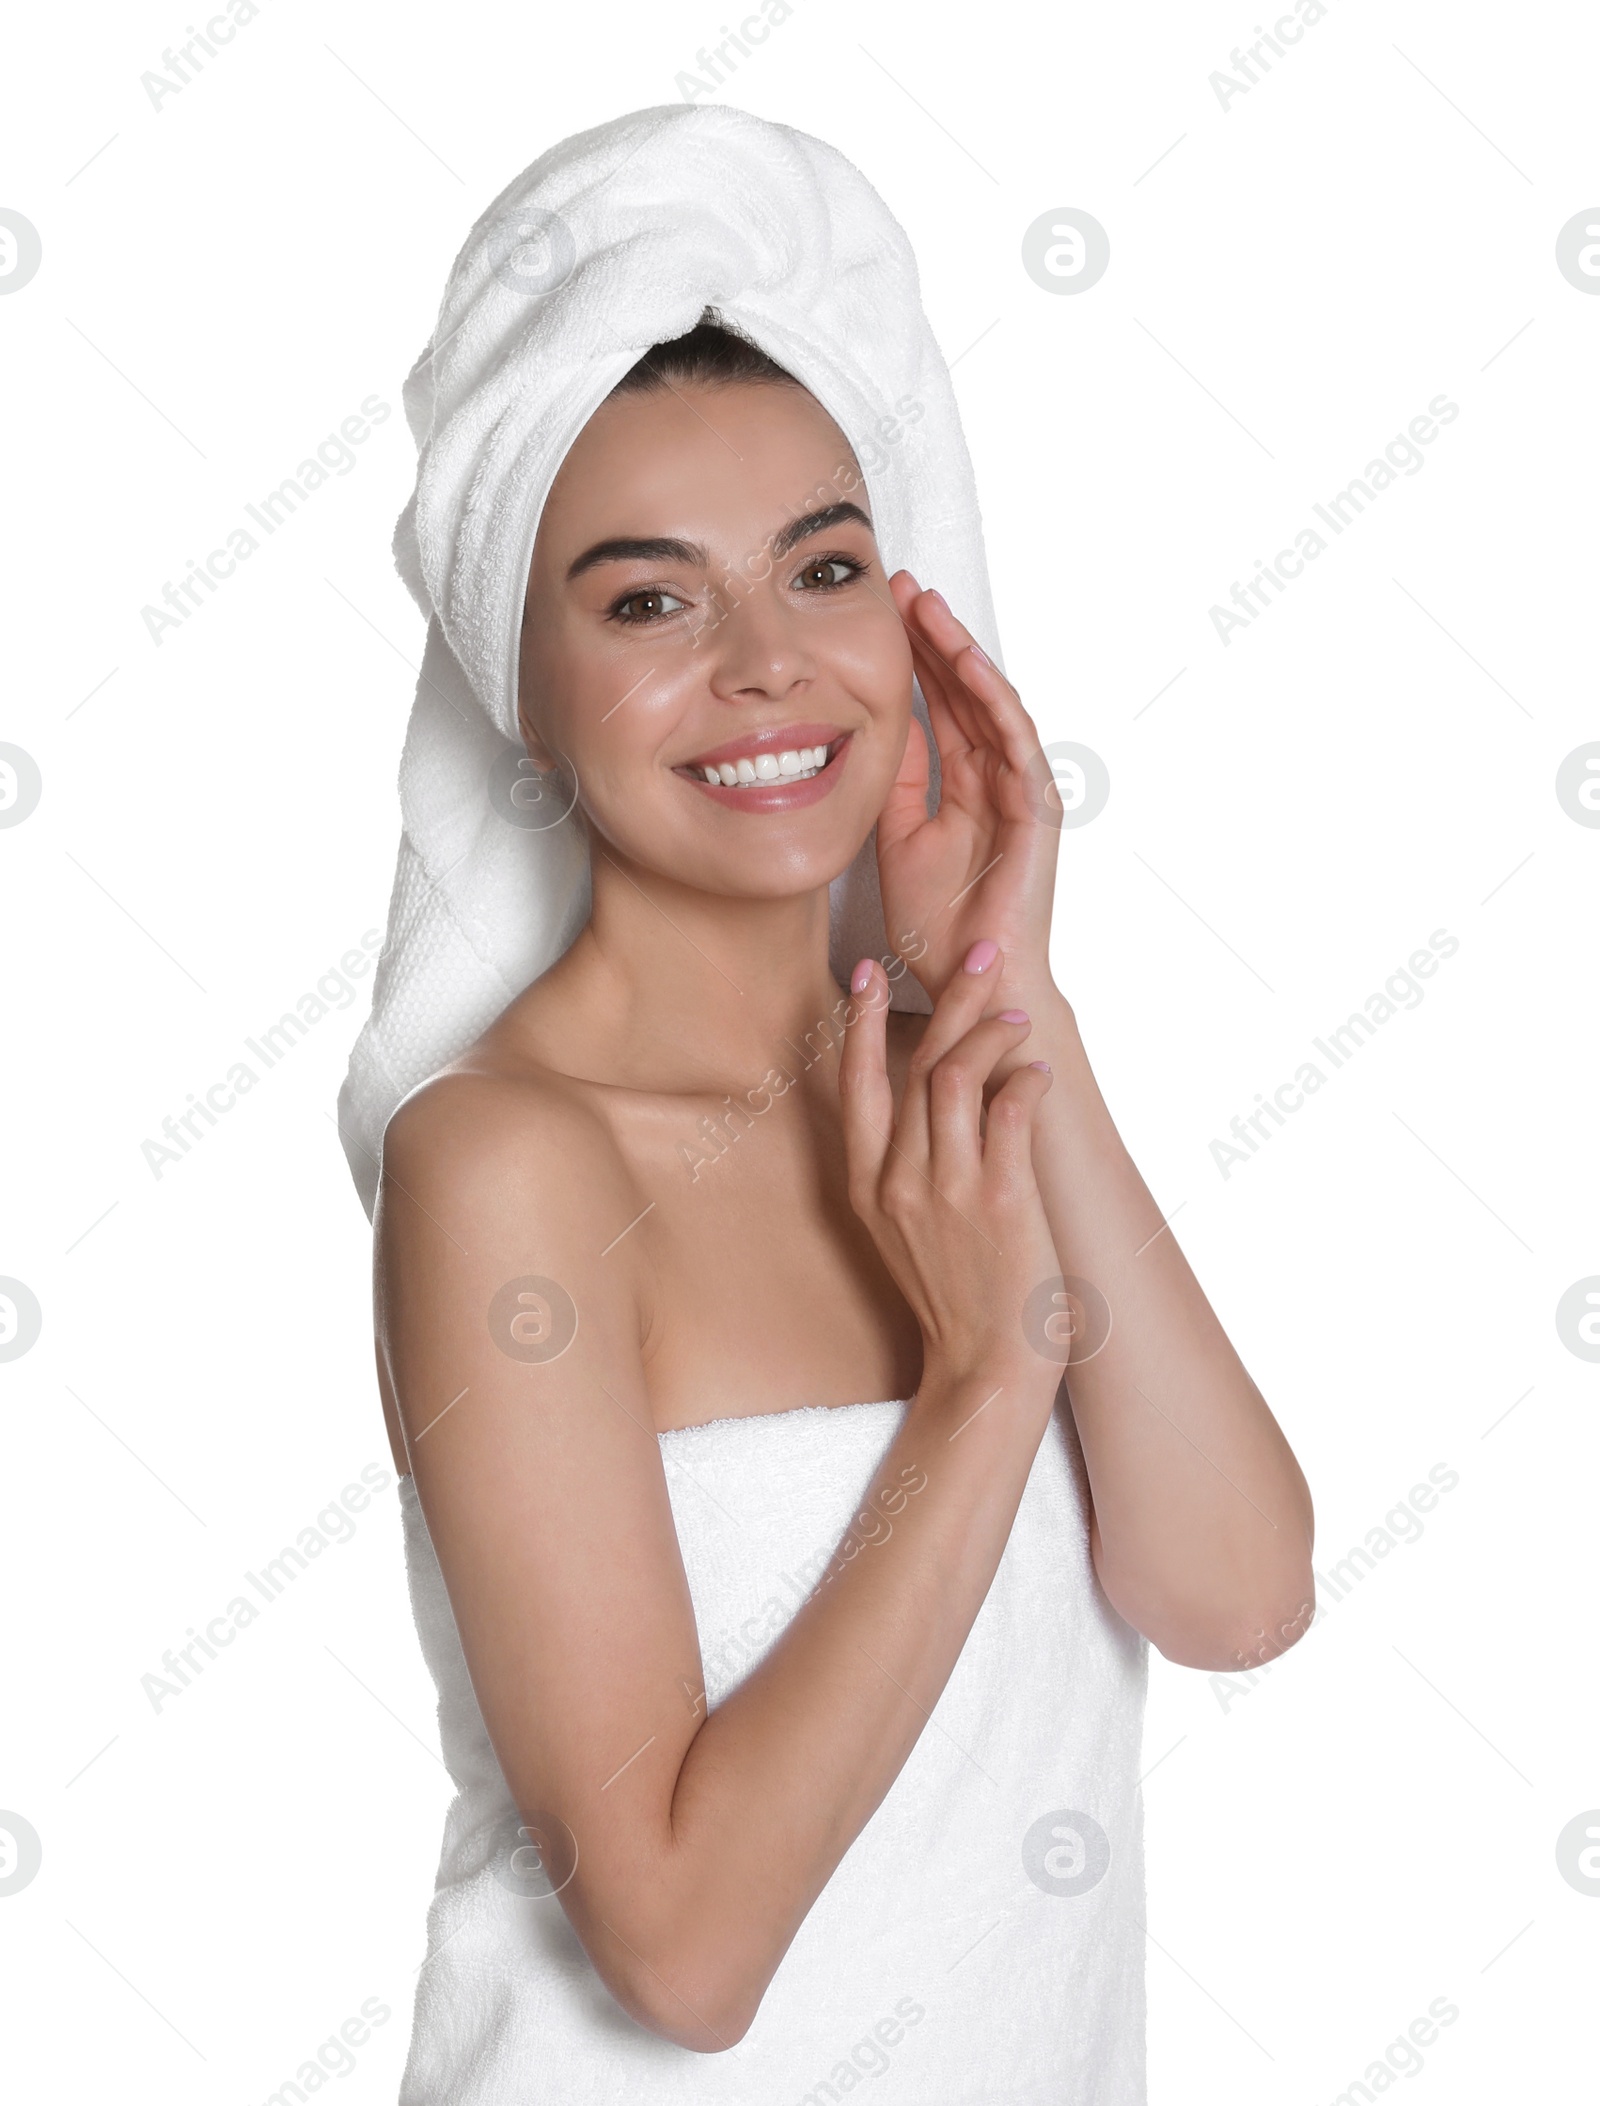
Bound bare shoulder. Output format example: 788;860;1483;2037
380;1057;643;1235
373;1053;664;1413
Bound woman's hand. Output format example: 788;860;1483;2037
838;945;1060;1392
874;572;1063;1019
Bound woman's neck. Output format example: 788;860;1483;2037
510;839;854;1095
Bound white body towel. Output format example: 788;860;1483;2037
397;1396;1148;2102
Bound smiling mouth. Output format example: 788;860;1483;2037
673;726;853;795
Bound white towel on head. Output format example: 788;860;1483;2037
336;101;1008;1219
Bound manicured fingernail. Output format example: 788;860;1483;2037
927;589;948;610
968;642;991;666
851;957;874;994
1029;1060;1051;1073
963;939;999;974
998;1009;1029;1024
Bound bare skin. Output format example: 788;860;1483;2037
373;375;1315;2050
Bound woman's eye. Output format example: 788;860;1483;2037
611;587;688;625
793;555;865;591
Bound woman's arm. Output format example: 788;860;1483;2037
873;576;1315;1672
375;964;1061;2052
979;973;1314;1670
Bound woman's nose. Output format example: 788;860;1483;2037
702;579;815;702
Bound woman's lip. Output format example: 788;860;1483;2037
678;732;853;811
679;722;849;772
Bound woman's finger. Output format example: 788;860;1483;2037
892;571;987;754
909;640;986;772
874;681;934;853
908;585;1046;786
912;938;1009;1068
906;607;988;755
926;626;1037;776
925;1010;1035;1187
979;1059;1054;1188
897;939;1009;1165
837;958;895;1212
891;571;978;761
954;642;1047;785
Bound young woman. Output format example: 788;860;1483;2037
349;106;1314;2105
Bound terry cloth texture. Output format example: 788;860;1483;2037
335;101;1011;1218
397;1396;1148;2102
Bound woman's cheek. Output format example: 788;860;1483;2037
843;640;916;752
869;703;914;793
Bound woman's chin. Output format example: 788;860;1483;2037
585;825;872;904
580;790;881;899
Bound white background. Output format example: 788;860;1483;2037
2;2;1595;2099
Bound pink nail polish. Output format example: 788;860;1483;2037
968;642;991;666
851;958;873;994
963;939;999;974
1029;1061;1051;1073
997;1008;1029;1024
927;589;948;610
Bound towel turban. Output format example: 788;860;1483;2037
336;100;1004;1220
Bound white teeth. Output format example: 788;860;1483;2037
695;742;835;788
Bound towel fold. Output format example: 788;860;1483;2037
339;102;1150;2102
336;100;1014;1220
397;1397;1148;2103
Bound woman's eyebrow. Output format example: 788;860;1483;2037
565;500;874;583
770;500;873;559
566;533;707;582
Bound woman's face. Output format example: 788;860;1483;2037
518;377;914;901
